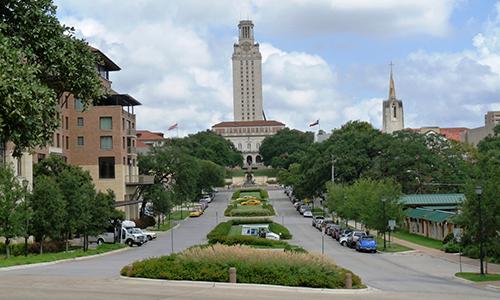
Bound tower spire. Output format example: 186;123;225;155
389;61;396;99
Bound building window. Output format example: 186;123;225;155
100;117;112;130
77;117;84;127
16;155;22;176
98;157;115;179
256;143;260;150
393;105;397;118
65;116;69;130
56;133;60;147
77;136;84;146
100;136;113;150
101;136;113;150
74;99;84;111
65;136;69;149
238;143;242;150
247;143;251;150
37;153;46;161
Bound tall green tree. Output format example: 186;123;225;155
197;160;225;193
86;190;115;249
171;130;242;167
259;128;314;169
31;175;66;254
144;184;173;229
0;165;26;257
0;0;103;156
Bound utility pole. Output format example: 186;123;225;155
382;198;387;251
475;186;484;275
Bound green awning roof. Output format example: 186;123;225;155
400;194;465;206
405;207;456;224
421;206;458;211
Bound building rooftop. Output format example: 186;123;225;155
97;94;141;107
405;207;457;223
137;130;165;140
212;120;285;128
400;194;465;206
89;46;121;71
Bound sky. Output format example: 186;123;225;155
55;0;500;136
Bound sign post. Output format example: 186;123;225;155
388;220;396;248
453;228;462;273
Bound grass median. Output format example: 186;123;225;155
391;231;442;250
375;237;413;253
455;272;500;282
148;210;189;231
0;243;126;268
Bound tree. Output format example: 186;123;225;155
58;167;96;251
86;190;115;250
144;184;173;229
259;128;314;169
31;175;65;254
0;0;103;156
171;130;242;167
197;160;225;193
0;165;26;258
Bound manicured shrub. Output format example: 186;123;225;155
207;220;292;244
269;223;292;239
442;233;454;245
122;244;364;289
0;240;67;256
442;242;460;253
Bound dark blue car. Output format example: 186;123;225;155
356;235;377;253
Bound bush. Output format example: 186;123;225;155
442;233;454;245
224;202;275;217
122;244;363;289
207;220;292;245
269;223;292;239
232;189;269;200
442;242;460;253
0;240;67;256
133;216;156;229
284;244;307;253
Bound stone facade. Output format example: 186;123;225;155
382;69;404;134
461;111;500;146
232;20;264;121
212;120;285;166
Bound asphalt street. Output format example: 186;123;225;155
0;189;497;299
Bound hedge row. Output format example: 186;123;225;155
207;219;292;246
224;203;275;217
231;189;269;200
121;244;363;289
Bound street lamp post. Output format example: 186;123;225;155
382;198;387;251
475;186;485;275
22;179;29;257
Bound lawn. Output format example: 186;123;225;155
0;243;126;268
391;230;443;250
455;272;500;282
148;210;189;231
228;225;243;237
376;237;413;253
239;191;262;199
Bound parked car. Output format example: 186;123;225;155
303;210;313;218
347;231;367;248
240;199;261;206
321;220;335;232
356;235;377;253
189;208;203;217
199;194;212;203
138;229;157;241
312;215;325;227
324;223;337;236
293;202;303;209
339;232;351;246
336;228;352;241
299;205;311;215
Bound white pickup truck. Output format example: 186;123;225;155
89;220;146;247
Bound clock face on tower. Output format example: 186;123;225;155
241;41;252;52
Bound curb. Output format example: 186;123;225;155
452;274;500;291
119;276;377;294
0;246;131;272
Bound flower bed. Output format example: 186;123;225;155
121;244;363;289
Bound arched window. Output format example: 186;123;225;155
247;143;251;150
393;105;397;118
256;143;260;150
238;143;242;150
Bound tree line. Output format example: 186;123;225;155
262;121;499;258
136;130;240;223
0;156;120;257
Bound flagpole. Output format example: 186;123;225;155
176;126;179;139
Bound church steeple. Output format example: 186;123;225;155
389;62;396;99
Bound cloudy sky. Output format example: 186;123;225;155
55;0;500;136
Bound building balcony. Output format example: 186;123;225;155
127;146;137;154
126;128;136;136
125;175;154;185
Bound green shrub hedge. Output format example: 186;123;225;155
224;202;275;217
207;219;292;246
121;244;363;289
232;188;269;200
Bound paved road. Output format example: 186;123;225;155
0;189;497;299
269;189;498;298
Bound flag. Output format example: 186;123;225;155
167;123;178;131
309;119;319;127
